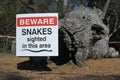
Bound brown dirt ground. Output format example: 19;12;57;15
0;56;120;80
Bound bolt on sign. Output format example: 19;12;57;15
16;13;58;56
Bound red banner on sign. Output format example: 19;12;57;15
17;17;57;26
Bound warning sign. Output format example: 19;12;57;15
16;13;58;56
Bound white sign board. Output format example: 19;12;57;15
16;13;58;56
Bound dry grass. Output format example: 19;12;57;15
0;56;119;80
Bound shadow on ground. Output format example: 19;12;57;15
0;72;119;80
0;72;29;80
72;74;120;80
17;60;51;71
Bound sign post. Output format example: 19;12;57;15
16;13;58;56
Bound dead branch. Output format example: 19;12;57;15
109;25;120;37
103;0;111;18
109;10;120;37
